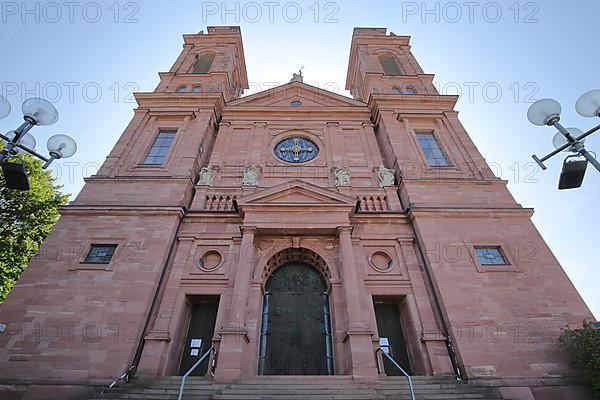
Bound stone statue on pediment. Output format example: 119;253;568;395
333;166;351;187
290;66;304;83
376;165;395;187
243;165;262;186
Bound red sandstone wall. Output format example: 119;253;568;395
0;212;180;381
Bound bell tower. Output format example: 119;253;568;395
156;26;249;101
347;27;593;385
82;26;249;209
345;28;438;101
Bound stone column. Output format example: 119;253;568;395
337;226;378;381
214;226;257;382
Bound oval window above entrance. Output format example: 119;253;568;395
274;137;319;163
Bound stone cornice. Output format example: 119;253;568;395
59;205;185;217
84;176;194;184
368;94;460;123
399;178;507;184
221;106;370;120
406;206;534;219
229;81;365;107
133;92;225;119
351;213;408;222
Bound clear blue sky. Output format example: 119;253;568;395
1;1;598;317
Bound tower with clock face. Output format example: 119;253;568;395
0;26;593;400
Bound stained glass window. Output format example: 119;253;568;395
275;137;319;163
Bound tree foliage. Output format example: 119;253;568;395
0;151;69;303
559;321;600;399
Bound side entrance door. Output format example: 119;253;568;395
178;298;219;376
374;302;412;376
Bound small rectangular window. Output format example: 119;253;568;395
84;245;117;264
475;247;508;265
143;130;176;165
416;132;450;167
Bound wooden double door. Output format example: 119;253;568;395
258;262;334;375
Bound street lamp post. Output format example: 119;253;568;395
528;90;600;189
0;96;77;190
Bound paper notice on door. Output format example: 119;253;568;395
190;348;199;356
379;337;390;353
190;339;202;348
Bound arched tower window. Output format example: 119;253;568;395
379;54;403;76
193;53;215;74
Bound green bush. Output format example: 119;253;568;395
0;150;69;303
559;321;600;399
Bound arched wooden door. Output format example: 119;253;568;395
258;262;333;375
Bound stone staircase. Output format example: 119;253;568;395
375;376;503;400
214;376;382;400
93;375;504;400
92;377;224;400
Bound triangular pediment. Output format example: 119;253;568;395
229;81;365;108
237;179;357;207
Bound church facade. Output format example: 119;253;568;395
0;27;593;400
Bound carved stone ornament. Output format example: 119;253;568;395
243;165;262;186
198;165;217;186
376;165;395;187
332;166;351;187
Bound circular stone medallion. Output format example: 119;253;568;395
198;250;223;272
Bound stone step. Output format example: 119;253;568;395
222;389;379;395
213;395;385;400
92;376;504;400
95;395;212;400
92;387;223;399
241;376;354;380
104;384;225;390
227;385;373;390
95;388;218;395
377;379;463;384
382;384;496;390
378;388;494;394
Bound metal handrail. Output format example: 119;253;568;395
103;365;135;393
177;347;215;400
376;347;415;400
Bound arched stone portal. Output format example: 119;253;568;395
258;248;334;375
